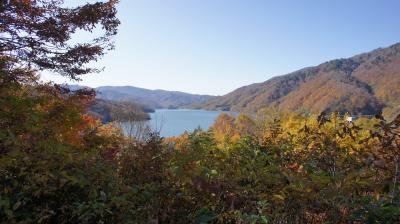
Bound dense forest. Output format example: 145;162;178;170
89;99;152;123
193;43;400;120
1;1;399;223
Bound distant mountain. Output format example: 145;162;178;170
69;85;215;110
192;43;400;119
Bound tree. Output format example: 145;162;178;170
0;2;122;222
235;113;256;137
0;0;120;81
209;112;236;144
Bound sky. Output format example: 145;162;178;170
42;0;400;95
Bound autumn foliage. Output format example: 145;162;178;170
1;1;400;223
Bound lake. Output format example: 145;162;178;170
147;109;236;137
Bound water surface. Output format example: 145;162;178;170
148;109;236;137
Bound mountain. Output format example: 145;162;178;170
69;85;215;110
192;43;400;119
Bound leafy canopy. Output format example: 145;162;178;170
0;0;120;80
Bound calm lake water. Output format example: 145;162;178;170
147;109;236;137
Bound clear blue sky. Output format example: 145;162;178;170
42;0;400;95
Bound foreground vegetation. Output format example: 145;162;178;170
1;75;399;223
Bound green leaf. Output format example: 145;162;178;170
194;208;216;224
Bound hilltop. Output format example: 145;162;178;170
192;43;400;119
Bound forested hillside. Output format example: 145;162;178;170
88;99;152;123
194;43;400;119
